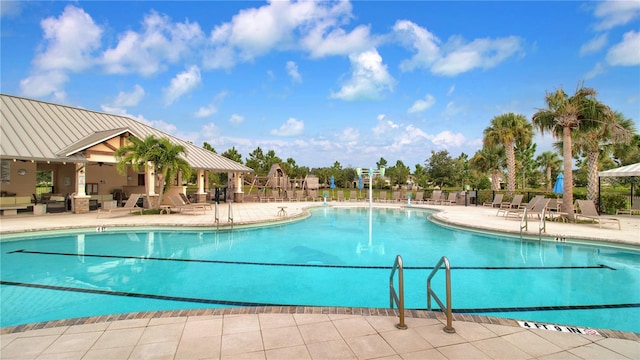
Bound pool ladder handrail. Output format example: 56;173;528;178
389;255;408;330
520;207;547;241
214;202;234;230
426;256;455;333
520;207;528;237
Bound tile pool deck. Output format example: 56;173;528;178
1;201;639;359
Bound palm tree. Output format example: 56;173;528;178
536;151;562;191
532;84;613;218
470;146;505;191
115;135;191;209
484;113;533;195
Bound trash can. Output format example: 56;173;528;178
467;191;477;206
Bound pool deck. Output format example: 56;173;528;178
1;201;639;359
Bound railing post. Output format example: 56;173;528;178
389;255;407;330
427;256;455;333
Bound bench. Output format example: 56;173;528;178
0;196;33;215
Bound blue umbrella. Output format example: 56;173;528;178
330;176;335;189
358;175;363;190
553;173;564;195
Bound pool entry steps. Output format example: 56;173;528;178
390;255;455;334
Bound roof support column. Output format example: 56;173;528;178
76;163;87;196
233;172;244;203
147;161;156;195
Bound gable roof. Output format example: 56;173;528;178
0;94;253;173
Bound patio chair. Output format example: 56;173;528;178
441;192;457;205
167;195;208;214
576;200;621;230
414;192;424;203
97;193;143;218
349;190;358;202
376;191;388;202
483;193;504;207
499;196;544;218
499;194;523;209
179;193;213;209
425;190;442;205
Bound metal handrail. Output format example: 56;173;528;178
389;255;408;329
228;202;234;228
426;256;455;333
538;207;546;240
520;207;528;238
214;202;220;229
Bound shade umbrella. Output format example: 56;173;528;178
553;173;564;195
358;175;363;200
330;176;335;199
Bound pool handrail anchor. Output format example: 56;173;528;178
427;256;455;333
389;254;408;330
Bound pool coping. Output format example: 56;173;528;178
2;306;639;341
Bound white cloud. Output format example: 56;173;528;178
372;114;400;136
447;85;455;96
270;117;304;136
286;61;302;83
408;94;436;113
584;62;607;79
329;49;395;101
432;36;523;76
34;5;102;72
337;127;360;143
593;0;640;31
112;85;145;107
394;20;523;76
163;65;201;105
201;123;221;138
301;24;374;58
394;20;441;72
579;34;608;56
431;130;466;148
102;11;204;76
229;113;245;125
19;70;68;100
195;105;218;118
606;30;640;66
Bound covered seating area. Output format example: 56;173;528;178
599;162;640;215
0;94;253;215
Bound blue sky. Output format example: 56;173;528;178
1;1;639;169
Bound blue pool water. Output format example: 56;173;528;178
1;207;639;332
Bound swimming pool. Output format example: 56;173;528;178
1;207;639;332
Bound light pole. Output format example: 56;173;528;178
356;166;385;208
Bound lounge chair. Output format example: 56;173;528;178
425;190;442;205
500;194;523;209
441;192;457;205
414;192;424;203
179;193;213;209
168;195;208;214
337;190;345;201
377;191;388;202
500;196;546;218
392;191;401;202
97;193;143;218
483;193;504;207
349;190;358;202
576;200;621;230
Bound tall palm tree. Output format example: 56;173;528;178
115;135;191;208
484;113;533;195
532;85;613;218
536;151;562;191
470;146;505;191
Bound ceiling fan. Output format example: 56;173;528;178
89;162;114;167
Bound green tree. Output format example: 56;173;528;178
264;150;283;174
222;146;242;163
533;84;615;216
515;141;536;190
425;150;455;188
115;135;191;208
388;160;410;187
470;146;505;191
413;164;428;188
536;151;562;191
453;153;470;188
246;147;266;175
203;142;216;153
376;157;387;169
484;113;532;195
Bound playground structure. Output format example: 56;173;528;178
244;164;320;201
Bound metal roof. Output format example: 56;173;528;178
0;94;253;173
599;162;640;177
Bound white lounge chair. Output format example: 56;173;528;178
576;200;621;230
97;193;143;218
